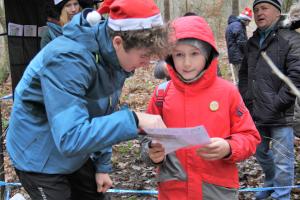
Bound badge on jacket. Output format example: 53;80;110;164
236;102;246;117
209;101;219;111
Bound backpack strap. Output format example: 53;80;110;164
155;81;171;115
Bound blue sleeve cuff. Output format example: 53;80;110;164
95;163;112;173
91;147;113;173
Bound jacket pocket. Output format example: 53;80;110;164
202;182;238;200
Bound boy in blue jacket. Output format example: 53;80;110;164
6;0;168;199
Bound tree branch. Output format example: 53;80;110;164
261;51;300;99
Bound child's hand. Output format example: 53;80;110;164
149;142;165;164
196;138;231;160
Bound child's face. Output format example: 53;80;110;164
172;43;206;80
113;36;151;72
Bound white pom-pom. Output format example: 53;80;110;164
86;11;102;26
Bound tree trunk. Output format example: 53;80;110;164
282;0;295;13
185;0;188;13
163;0;170;22
232;0;239;16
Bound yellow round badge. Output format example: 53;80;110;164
210;101;219;111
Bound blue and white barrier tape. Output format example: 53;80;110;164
0;94;12;100
1;181;300;195
0;181;21;187
238;185;300;192
108;189;158;195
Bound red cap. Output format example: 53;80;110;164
239;7;252;21
107;0;163;31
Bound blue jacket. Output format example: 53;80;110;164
7;9;138;174
40;22;62;48
225;15;248;64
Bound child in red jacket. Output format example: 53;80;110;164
141;15;261;200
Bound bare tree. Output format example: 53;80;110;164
282;0;295;13
232;0;239;15
164;0;170;22
0;3;5;30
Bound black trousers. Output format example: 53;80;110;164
15;159;111;200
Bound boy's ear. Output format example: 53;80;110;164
112;36;123;50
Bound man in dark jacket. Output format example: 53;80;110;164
238;0;300;199
225;7;252;84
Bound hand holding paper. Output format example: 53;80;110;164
148;142;165;163
144;126;211;155
196;138;231;160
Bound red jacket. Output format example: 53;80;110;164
146;16;261;200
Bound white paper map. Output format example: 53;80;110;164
143;126;211;155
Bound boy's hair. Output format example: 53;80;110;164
108;25;170;59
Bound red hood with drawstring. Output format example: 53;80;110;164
145;16;260;200
167;16;219;92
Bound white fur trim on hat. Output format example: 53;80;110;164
239;13;252;21
54;0;63;5
107;13;164;31
86;11;102;26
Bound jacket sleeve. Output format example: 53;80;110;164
225;87;261;163
91;147;112;173
236;29;247;54
274;32;300;111
40;27;51;49
40;49;138;157
293;98;300;137
230;23;246;57
238;55;249;100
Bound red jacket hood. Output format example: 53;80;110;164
167;16;219;93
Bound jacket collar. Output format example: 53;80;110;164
167;58;218;94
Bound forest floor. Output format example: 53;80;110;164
0;38;300;200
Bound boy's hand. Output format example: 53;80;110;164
95;173;113;193
149;142;165;164
196;138;231;160
136;112;166;129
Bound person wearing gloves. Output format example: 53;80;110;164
141;15;260;200
6;0;168;199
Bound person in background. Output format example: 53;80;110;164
6;0;169;199
153;60;170;80
238;0;300;199
59;0;82;25
281;2;300;31
141;15;260;200
285;2;300;139
225;7;252;84
40;0;94;48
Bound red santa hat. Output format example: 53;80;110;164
86;0;163;30
98;0;114;14
239;7;252;21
